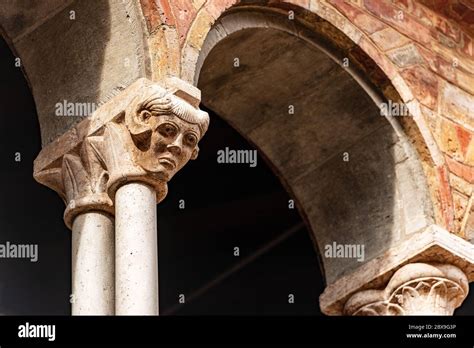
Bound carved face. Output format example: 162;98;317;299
135;115;201;181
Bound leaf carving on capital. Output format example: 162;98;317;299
351;301;404;316
389;277;466;315
344;263;469;316
62;135;113;228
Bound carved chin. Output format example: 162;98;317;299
139;160;178;181
133;151;179;181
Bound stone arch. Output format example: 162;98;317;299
193;7;442;311
178;0;461;233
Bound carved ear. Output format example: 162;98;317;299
125;97;152;137
126;92;172;138
191;147;199;160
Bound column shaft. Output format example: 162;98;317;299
115;182;158;315
71;211;114;315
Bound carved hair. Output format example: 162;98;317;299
134;90;209;138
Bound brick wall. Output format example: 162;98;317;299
139;0;474;237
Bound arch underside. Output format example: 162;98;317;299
197;12;435;284
0;0;149;146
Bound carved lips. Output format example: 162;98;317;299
157;156;176;170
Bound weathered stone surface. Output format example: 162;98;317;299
34;78;209;228
169;0;198;44
359;36;398;79
439;118;462;160
401;65;438;109
462;195;474;241
140;0;175;32
206;0;238;19
148;26;181;81
453;190;469;233
9;0;149;146
466;138;474;166
188;8;215;49
0;0;72;40
446;155;474;184
363;0;433;46
320;224;474;315
370;27;411;51
199;22;434;286
461;31;473;57
345;263;469;315
329;0;387;34
450;173;473;197
440;82;474;130
387;43;425;68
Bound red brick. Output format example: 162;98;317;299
140;0;175;32
392;0;412;11
364;0;434;46
417;45;457;84
461;32;474;58
358;36;397;79
455;124;473;157
452;1;474;21
401;65;438;109
437;165;455;230
421;0;474;37
446;155;474;183
169;0;197;44
329;0;387;34
413;2;461;43
206;0;238;19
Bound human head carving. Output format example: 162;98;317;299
126;85;210;181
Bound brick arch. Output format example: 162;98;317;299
140;0;474;236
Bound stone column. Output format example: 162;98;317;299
115;183;158;315
71;211;114;315
33;77;210;316
100;78;209;315
344;263;469;315
62;142;116;315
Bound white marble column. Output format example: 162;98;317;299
71;211;114;315
115;182;159;315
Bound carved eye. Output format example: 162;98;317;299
184;133;198;147
140;110;152;121
158;123;177;138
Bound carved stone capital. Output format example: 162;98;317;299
320;225;474;315
34;78;209;228
344;263;469;315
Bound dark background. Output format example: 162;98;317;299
0;36;324;315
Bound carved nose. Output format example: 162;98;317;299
167;136;182;156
